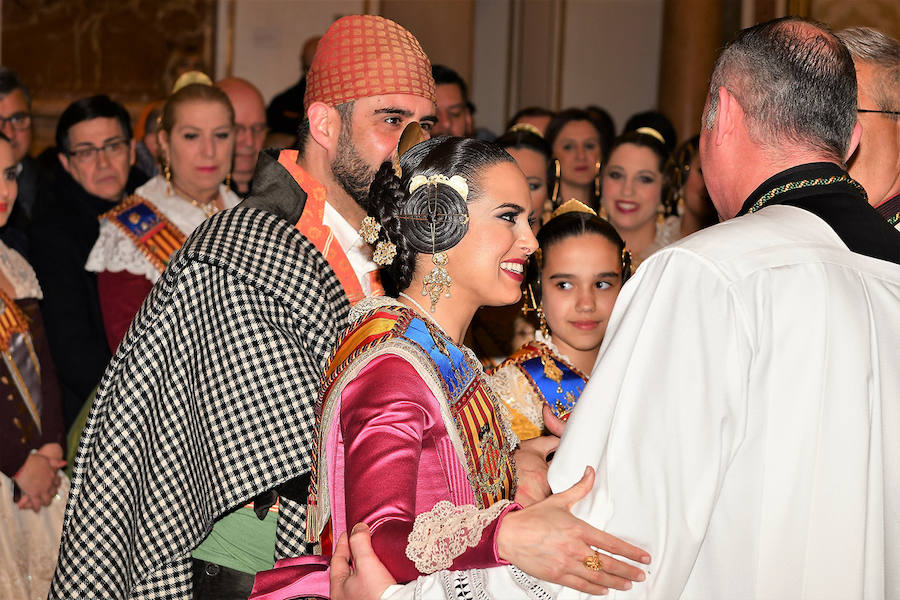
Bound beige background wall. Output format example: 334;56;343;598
4;0;900;152
215;0;365;103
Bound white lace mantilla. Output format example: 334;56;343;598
84;175;240;283
406;499;511;574
0;240;42;299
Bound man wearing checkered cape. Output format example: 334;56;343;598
50;14;437;599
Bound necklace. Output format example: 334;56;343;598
172;183;221;217
187;196;220;217
398;292;444;329
747;174;867;214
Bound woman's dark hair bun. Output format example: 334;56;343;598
364;135;514;292
399;178;469;254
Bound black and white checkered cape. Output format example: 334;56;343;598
50;151;351;599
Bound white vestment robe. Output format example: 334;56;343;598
385;204;900;600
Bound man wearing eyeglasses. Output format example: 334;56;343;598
217;77;267;197
837;27;900;230
29;95;147;427
0;67;40;224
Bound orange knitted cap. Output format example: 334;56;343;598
303;15;435;112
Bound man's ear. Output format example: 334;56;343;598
845;121;862;163
58;152;72;175
307;102;341;155
714;86;738;147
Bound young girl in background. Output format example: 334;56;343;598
492;200;630;440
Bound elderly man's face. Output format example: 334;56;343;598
0;89;32;163
432;83;471;137
221;83;267;192
59;117;135;202
846;61;900;207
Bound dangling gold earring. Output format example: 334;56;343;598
544;159;560;221
164;160;172;195
225;171;232;190
536;303;550;338
422;251;451;312
594;160;602;199
657;201;665;225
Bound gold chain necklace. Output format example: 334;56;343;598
172;183;221;217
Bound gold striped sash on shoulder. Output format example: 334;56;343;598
104;195;187;273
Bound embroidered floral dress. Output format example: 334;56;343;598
490;331;589;441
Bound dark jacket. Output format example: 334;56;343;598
28;162;147;427
51;150;351;599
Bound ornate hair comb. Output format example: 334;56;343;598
391;122;428;178
408;174;469;202
549;198;596;219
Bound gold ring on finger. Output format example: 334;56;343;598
583;550;603;572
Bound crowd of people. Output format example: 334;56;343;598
0;11;896;600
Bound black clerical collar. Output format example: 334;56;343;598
737;162;900;265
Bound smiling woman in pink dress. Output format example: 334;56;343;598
250;130;649;600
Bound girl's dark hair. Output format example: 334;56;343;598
665;134;700;217
623;110;677;154
494;128;552;162
544;108;603;152
367;136;514;291
526;211;631;305
606;130;673;214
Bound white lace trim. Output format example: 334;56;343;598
406;499;511;574
0;241;41;299
84;175;240;283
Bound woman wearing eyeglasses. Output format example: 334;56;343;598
0;130;68;600
85;72;241;352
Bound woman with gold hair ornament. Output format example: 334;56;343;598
249;129;649;599
85;72;241;351
491;200;631;440
600;128;707;268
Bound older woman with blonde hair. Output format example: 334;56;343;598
86;72;241;351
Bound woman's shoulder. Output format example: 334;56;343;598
0;241;42;300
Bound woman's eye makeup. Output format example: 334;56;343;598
2;168;16;181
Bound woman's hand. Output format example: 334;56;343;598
513;434;558;506
330;523;397;600
14;449;66;511
497;466;650;595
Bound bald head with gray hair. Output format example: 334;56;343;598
704;17;857;163
836;26;900;121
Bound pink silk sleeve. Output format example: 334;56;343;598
341;354;514;582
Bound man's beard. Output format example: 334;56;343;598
331;121;375;210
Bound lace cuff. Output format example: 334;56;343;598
405;500;512;574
